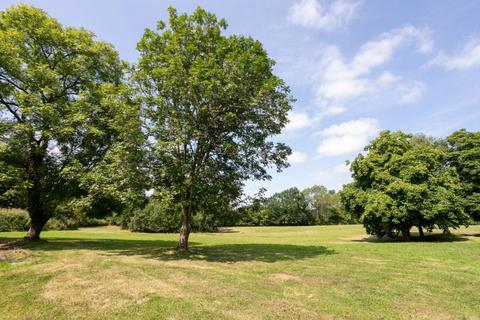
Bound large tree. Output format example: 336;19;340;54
135;7;292;250
341;131;469;240
0;5;145;239
447;129;480;221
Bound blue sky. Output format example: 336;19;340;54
3;0;480;196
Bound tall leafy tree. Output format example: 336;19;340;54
0;5;145;239
447;130;480;221
135;7;292;250
341;131;468;240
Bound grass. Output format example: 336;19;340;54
0;225;479;319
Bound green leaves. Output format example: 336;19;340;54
135;7;292;213
341;131;470;238
0;5;146;232
447;129;480;221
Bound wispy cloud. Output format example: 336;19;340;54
283;110;315;134
428;38;480;71
288;0;361;31
312;162;352;190
288;151;308;164
399;81;427;104
315;118;380;156
313;26;433;114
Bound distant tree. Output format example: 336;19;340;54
447;130;480;221
264;187;313;225
341;131;469;240
0;5;146;239
134;7;292;250
302;185;351;224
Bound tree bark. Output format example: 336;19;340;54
177;204;191;251
401;228;411;241
24;146;48;241
24;214;47;240
417;226;424;238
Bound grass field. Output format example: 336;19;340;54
1;225;479;320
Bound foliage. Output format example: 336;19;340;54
303;185;353;224
447;129;480;221
0;208;29;231
262;187;313;225
341;131;470;239
130;196;180;233
0;5;147;239
134;7;292;249
237;185;350;226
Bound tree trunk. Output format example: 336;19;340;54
24;215;47;241
25;148;48;241
177;204;191;251
401;228;411;241
417;226;424;238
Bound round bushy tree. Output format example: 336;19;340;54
341;131;469;240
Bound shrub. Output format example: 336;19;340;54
0;209;30;231
45;217;78;230
129;198;180;233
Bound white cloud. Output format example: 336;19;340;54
313;26;433;113
398;81;426;104
288;0;361;31
288;151;308;164
283;111;313;133
312;162;352;190
428;38;480;71
333;162;350;175
316;118;380;156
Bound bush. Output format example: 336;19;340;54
130;198;180;233
45;217;79;230
0;209;30;231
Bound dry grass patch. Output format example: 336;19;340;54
40;254;185;312
266;273;301;282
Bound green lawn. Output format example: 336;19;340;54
1;225;479;319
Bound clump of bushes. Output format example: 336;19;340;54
130;197;180;233
0;209;30;232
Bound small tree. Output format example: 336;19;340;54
0;5;145;239
341;131;469;240
135;7;292;250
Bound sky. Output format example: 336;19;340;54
2;0;480;196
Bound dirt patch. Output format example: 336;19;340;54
0;245;29;265
266;273;300;282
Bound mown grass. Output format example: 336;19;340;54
0;225;479;319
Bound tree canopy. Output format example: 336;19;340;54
134;7;292;249
341;131;469;240
0;5;146;239
447;130;480;222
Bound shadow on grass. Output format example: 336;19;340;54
0;237;334;263
352;233;470;243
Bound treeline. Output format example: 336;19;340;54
129;185;353;233
237;186;354;226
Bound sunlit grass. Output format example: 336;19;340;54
1;224;479;319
